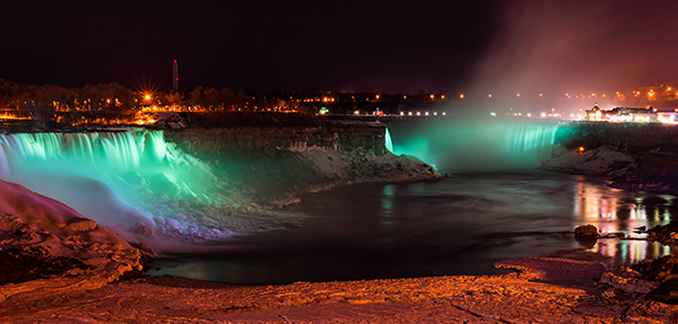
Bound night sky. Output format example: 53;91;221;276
2;1;678;95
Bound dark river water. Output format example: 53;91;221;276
146;171;676;285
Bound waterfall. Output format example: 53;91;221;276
0;132;144;173
385;128;394;153
504;123;557;163
383;118;558;173
0;129;236;246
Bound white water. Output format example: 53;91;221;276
0;129;247;249
385;119;558;173
384;128;394;153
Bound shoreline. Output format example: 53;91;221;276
3;253;676;323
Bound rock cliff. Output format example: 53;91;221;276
163;121;439;207
542;121;678;192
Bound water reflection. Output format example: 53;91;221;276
381;184;395;222
148;172;678;284
570;175;673;264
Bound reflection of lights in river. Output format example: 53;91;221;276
595;240;673;265
573;176;674;265
381;185;395;226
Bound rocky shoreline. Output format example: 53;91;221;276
0;180;148;304
2;250;676;323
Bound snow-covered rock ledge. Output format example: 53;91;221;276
543;121;678;193
163;124;440;207
0;180;146;303
539;145;634;176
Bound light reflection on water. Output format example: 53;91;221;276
147;172;676;284
571;175;675;264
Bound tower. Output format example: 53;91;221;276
172;60;179;91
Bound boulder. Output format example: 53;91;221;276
574;224;598;237
67;219;98;232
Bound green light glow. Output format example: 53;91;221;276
0;129;251;247
385;118;557;173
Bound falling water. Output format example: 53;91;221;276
383;118;558;173
0;129;251;248
384;128;394;153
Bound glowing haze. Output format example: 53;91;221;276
463;1;678;115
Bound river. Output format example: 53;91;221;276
147;171;676;284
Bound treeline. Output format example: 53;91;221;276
0;79;306;128
0;79;137;127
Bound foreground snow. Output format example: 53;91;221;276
1;258;675;323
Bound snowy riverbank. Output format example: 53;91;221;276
543;121;678;194
3;251;675;322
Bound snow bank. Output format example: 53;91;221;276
4;258;677;322
0;179;143;302
540;145;634;175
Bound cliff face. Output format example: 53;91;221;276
555;122;678;153
163;123;390;157
544;121;678;192
163;122;438;207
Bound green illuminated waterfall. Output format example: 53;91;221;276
384;118;558;173
0;129;241;248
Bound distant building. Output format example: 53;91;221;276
585;103;602;120
172;60;179;91
585;103;657;122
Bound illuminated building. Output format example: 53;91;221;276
585;103;659;122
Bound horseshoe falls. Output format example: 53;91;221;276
383;118;558;173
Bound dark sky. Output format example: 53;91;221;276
1;1;678;95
